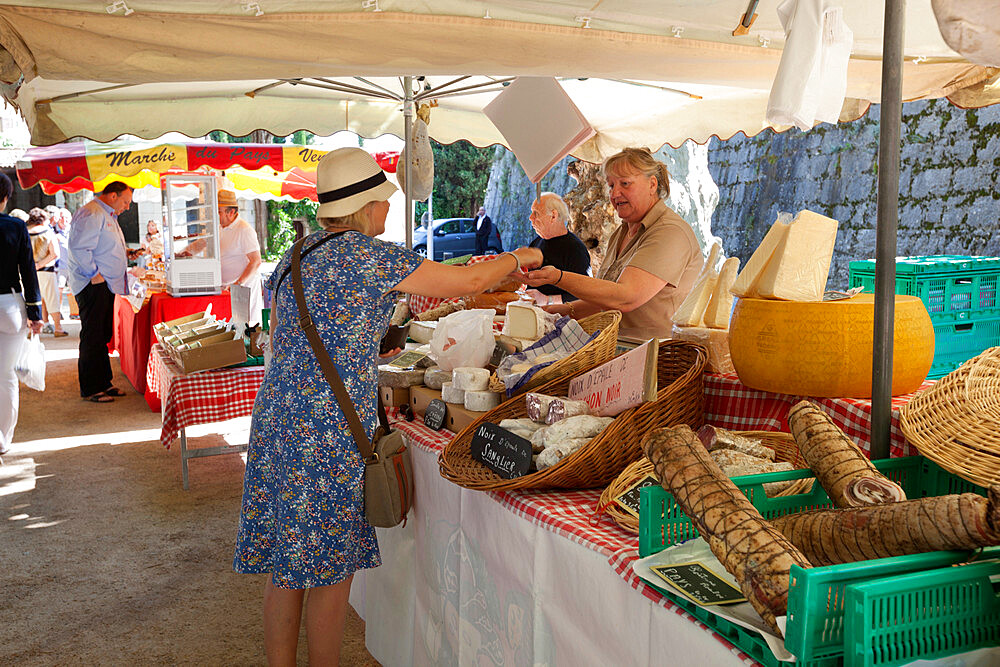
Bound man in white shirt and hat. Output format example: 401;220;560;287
217;189;263;323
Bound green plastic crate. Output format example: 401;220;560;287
849;255;1000;378
844;559;1000;667
638;456;986;665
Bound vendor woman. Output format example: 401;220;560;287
523;147;703;339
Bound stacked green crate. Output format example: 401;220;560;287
848;255;1000;378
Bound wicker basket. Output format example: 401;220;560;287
488;310;622;396
438;340;707;491
900;347;1000;488
596;431;812;534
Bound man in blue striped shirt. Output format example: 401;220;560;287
66;182;133;402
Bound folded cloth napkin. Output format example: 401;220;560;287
496;317;598;395
767;0;854;131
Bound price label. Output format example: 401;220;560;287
650;562;746;606
424;399;448;431
470;422;532;479
613;474;660;518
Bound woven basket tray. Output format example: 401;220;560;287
901;347;1000;488
596;431;812;534
438;340;708;491
488;310;622;396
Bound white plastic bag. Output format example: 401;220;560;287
14;333;45;391
429;309;495;371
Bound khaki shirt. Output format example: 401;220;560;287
597;200;703;339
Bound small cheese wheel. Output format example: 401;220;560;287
409;320;437;344
452;367;490;391
464;390;502;412
423;366;452;391
441;381;465;404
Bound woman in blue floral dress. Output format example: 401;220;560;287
233;147;542;665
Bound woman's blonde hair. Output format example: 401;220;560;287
602;147;670;199
317;202;377;236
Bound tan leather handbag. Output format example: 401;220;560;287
290;237;414;528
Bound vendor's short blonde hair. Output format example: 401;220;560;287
602;147;671;199
317;203;376;236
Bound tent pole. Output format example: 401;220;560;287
871;0;905;460
403;76;414;250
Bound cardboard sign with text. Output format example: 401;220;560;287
568;339;658;416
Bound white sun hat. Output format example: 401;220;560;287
316;147;398;218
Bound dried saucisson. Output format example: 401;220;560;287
642;426;811;635
788;401;905;507
770;488;1000;565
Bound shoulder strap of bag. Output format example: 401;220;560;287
290;238;390;462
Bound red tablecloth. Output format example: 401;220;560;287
702;372;932;457
148;345;265;448
113;291;233;404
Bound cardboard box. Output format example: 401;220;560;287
409;385;493;434
379;385;411;408
172;336;247;373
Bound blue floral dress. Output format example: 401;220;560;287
233;231;423;589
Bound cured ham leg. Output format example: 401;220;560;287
788;401;905;507
770;488;1000;565
642;426;811;635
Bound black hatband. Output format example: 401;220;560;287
317;171;387;204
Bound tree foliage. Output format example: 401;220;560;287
414;140;493;224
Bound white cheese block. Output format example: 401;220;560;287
409;320;437;344
731;218;790;298
673;242;720;327
440;381;465;404
755;210;839;301
452;367;490;391
670;324;734;374
503;302;550;340
423;366;452;390
703;256;741;329
464;390;502;412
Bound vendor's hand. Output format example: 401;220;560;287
525;288;560;307
522;265;561;288
128;266;145;277
28;319;43;335
379;347;403;359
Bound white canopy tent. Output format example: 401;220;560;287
1;0;998;456
0;2;995;152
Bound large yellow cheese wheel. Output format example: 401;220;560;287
729;294;934;398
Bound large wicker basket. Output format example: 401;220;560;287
900;347;1000;487
596;431;812;534
439;340;708;491
488;310;622;396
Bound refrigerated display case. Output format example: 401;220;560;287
161;174;222;296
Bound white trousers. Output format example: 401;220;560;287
0;293;27;450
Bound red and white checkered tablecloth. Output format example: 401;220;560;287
149;344;265;449
388;412;764;666
704;372;932;458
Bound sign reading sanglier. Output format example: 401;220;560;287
470;422;532;479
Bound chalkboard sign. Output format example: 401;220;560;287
650;562;746;606
614;474;661;518
389;349;428;369
424;399;448;431
470;422;532;479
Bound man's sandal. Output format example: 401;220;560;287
83;392;114;403
103;387;126;397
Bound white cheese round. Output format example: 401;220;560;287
464;390;502;412
440;381;466;404
452;367;490;391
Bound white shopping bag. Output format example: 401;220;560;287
14;333;45;391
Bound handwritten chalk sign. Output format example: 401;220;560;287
424;399;448;431
650;562;746;606
614;474;661;518
470;422;532;479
